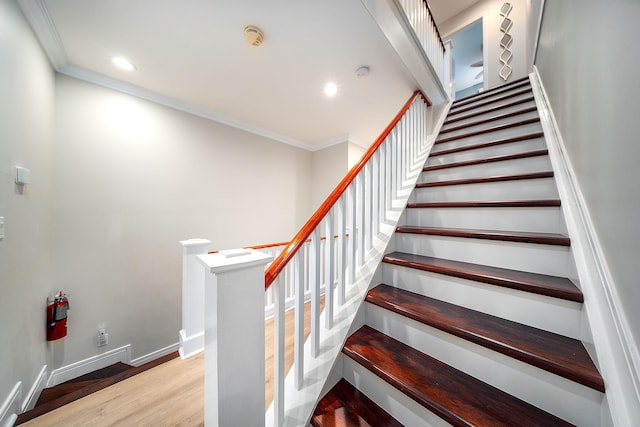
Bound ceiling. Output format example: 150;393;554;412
428;0;483;25
20;0;421;150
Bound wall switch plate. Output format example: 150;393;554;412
15;166;30;185
0;217;4;239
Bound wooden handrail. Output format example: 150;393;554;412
264;91;428;288
208;234;350;254
423;0;445;52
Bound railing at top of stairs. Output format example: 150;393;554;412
189;90;433;426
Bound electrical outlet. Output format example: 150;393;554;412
97;328;108;347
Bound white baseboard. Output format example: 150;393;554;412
22;365;47;412
0;382;20;427
530;67;640;425
130;342;179;367
47;345;132;387
179;329;204;360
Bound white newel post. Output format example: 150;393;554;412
179;238;211;359
197;249;273;427
444;39;455;100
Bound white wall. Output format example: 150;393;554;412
0;0;55;409
311;143;349;212
440;0;529;90
51;75;313;364
535;0;640;356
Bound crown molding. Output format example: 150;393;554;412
58;65;312;150
17;0;67;69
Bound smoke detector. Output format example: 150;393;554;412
244;25;264;46
355;66;370;78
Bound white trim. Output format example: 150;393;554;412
17;0;67;69
130;342;180;367
57;65;311;150
47;345;132;387
531;0;545;67
530;67;640;425
179;329;204;360
0;382;20;427
21;365;47;412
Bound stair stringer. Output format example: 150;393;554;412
265;102;451;427
531;68;640;426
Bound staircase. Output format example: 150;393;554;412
311;76;606;426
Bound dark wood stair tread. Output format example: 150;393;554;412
416;171;554;188
16;352;178;425
452;77;531;108
343;325;574;427
396;225;570;246
366;285;603;392
440;106;538;135
449;87;534;117
407;200;561;208
436;117;541;144
382;251;583;302
431;132;544;156
311;378;403;427
423;149;548;172
444;96;535;125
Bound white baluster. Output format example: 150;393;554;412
348;183;356;285
364;162;372;251
357;173;365;266
372;151;380;236
273;273;285;426
336;195;346;305
309;228;321;357
294;253;304;390
324;211;334;329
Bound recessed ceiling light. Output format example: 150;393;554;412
112;56;136;71
324;82;337;97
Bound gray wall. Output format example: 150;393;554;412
0;0;55;406
536;0;640;347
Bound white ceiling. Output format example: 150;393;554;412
428;0;483;25
20;0;420;150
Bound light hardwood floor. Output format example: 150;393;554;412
23;299;323;426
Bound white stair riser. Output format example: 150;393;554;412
394;233;570;277
447;93;533;119
400;204;564;231
429;137;547;165
421;156;552;182
442;100;537;131
341;356;450;427
402;205;566;234
435;121;542;149
381;263;582;338
364;304;604;427
438;111;540;140
450;85;532;114
411;179;559;203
